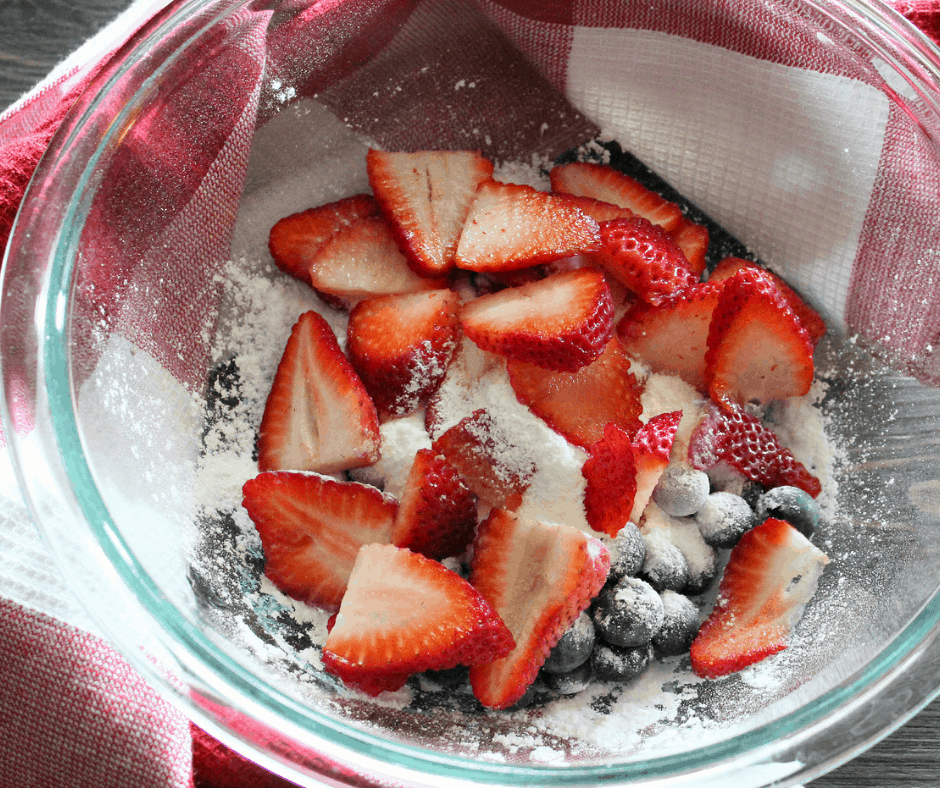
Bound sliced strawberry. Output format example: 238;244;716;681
392;448;478;560
507;337;643;449
431;409;534;511
367;149;494;277
596;216;698;306
346;289;461;419
705;268;815;408
616;281;724;392
670;217;709;276
242;472;397;611
549;161;683;233
308;217;444;309
459;267;614;372
632;411;682;523
323;544;514;695
454;180;601;272
468;509;609;709
257;311;380;474
690;517;829;679
581;423;637;537
709;257;827;346
554;193;636;224
687;402;822;497
268;194;378;281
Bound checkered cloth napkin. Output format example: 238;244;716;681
1;1;939;786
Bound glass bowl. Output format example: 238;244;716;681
4;0;940;785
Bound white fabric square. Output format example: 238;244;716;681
566;26;890;325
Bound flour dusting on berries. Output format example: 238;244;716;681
190;140;853;761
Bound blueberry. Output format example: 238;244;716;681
542;660;594;695
641;530;690;592
657;517;718;596
652;591;700;657
606;522;646;584
695;491;757;548
423;664;470;690
592;577;664;647
591;643;651;684
543;612;595;673
755;486;819;537
653;464;711;517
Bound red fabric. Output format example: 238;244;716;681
0;2;939;787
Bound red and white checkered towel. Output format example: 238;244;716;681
1;1;939;786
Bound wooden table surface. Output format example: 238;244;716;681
3;1;940;786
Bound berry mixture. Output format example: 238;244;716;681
238;148;832;710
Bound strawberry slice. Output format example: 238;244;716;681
257;311;380;474
549;161;684;233
554;193;636;224
308;217;444;309
705;268;815;408
431;409;535;511
690;517;829;679
268;194;378;281
468;509;610;709
670;217;709;276
367;149;494;277
392;448;478;560
581;423;637;537
346;289;461;419
322;544;514;695
507;336;643;449
632;411;682;523
454;180;601;272
459;267;614;372
709;257;827;346
687;402;822;497
242;472;397;611
616;281;724;392
595;216;698;306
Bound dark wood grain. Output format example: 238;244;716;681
0;0;134;110
2;1;940;785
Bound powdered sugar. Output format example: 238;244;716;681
184;143;852;767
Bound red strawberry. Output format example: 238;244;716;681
705;268;815;408
507;337;643;449
687;402;822;497
323;544;514;695
596;216;698;306
670;217;709;276
392;448;478;560
632;411;682;523
582;423;637;537
257;311;380;474
431;409;535;511
367;149;494;277
468;509;609;708
454;180;601;272
690;517;829;679
709;257;826;346
308;217;444;309
549;161;683;233
616;281;724;392
268;194;378;281
346;289;461;419
459;267;614;372
554;193;636;224
242;472;397;611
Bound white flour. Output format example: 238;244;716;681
189;147;846;764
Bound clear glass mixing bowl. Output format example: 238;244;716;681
4;0;940;785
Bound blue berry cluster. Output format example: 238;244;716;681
537;470;821;696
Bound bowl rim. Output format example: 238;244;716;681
5;0;940;785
